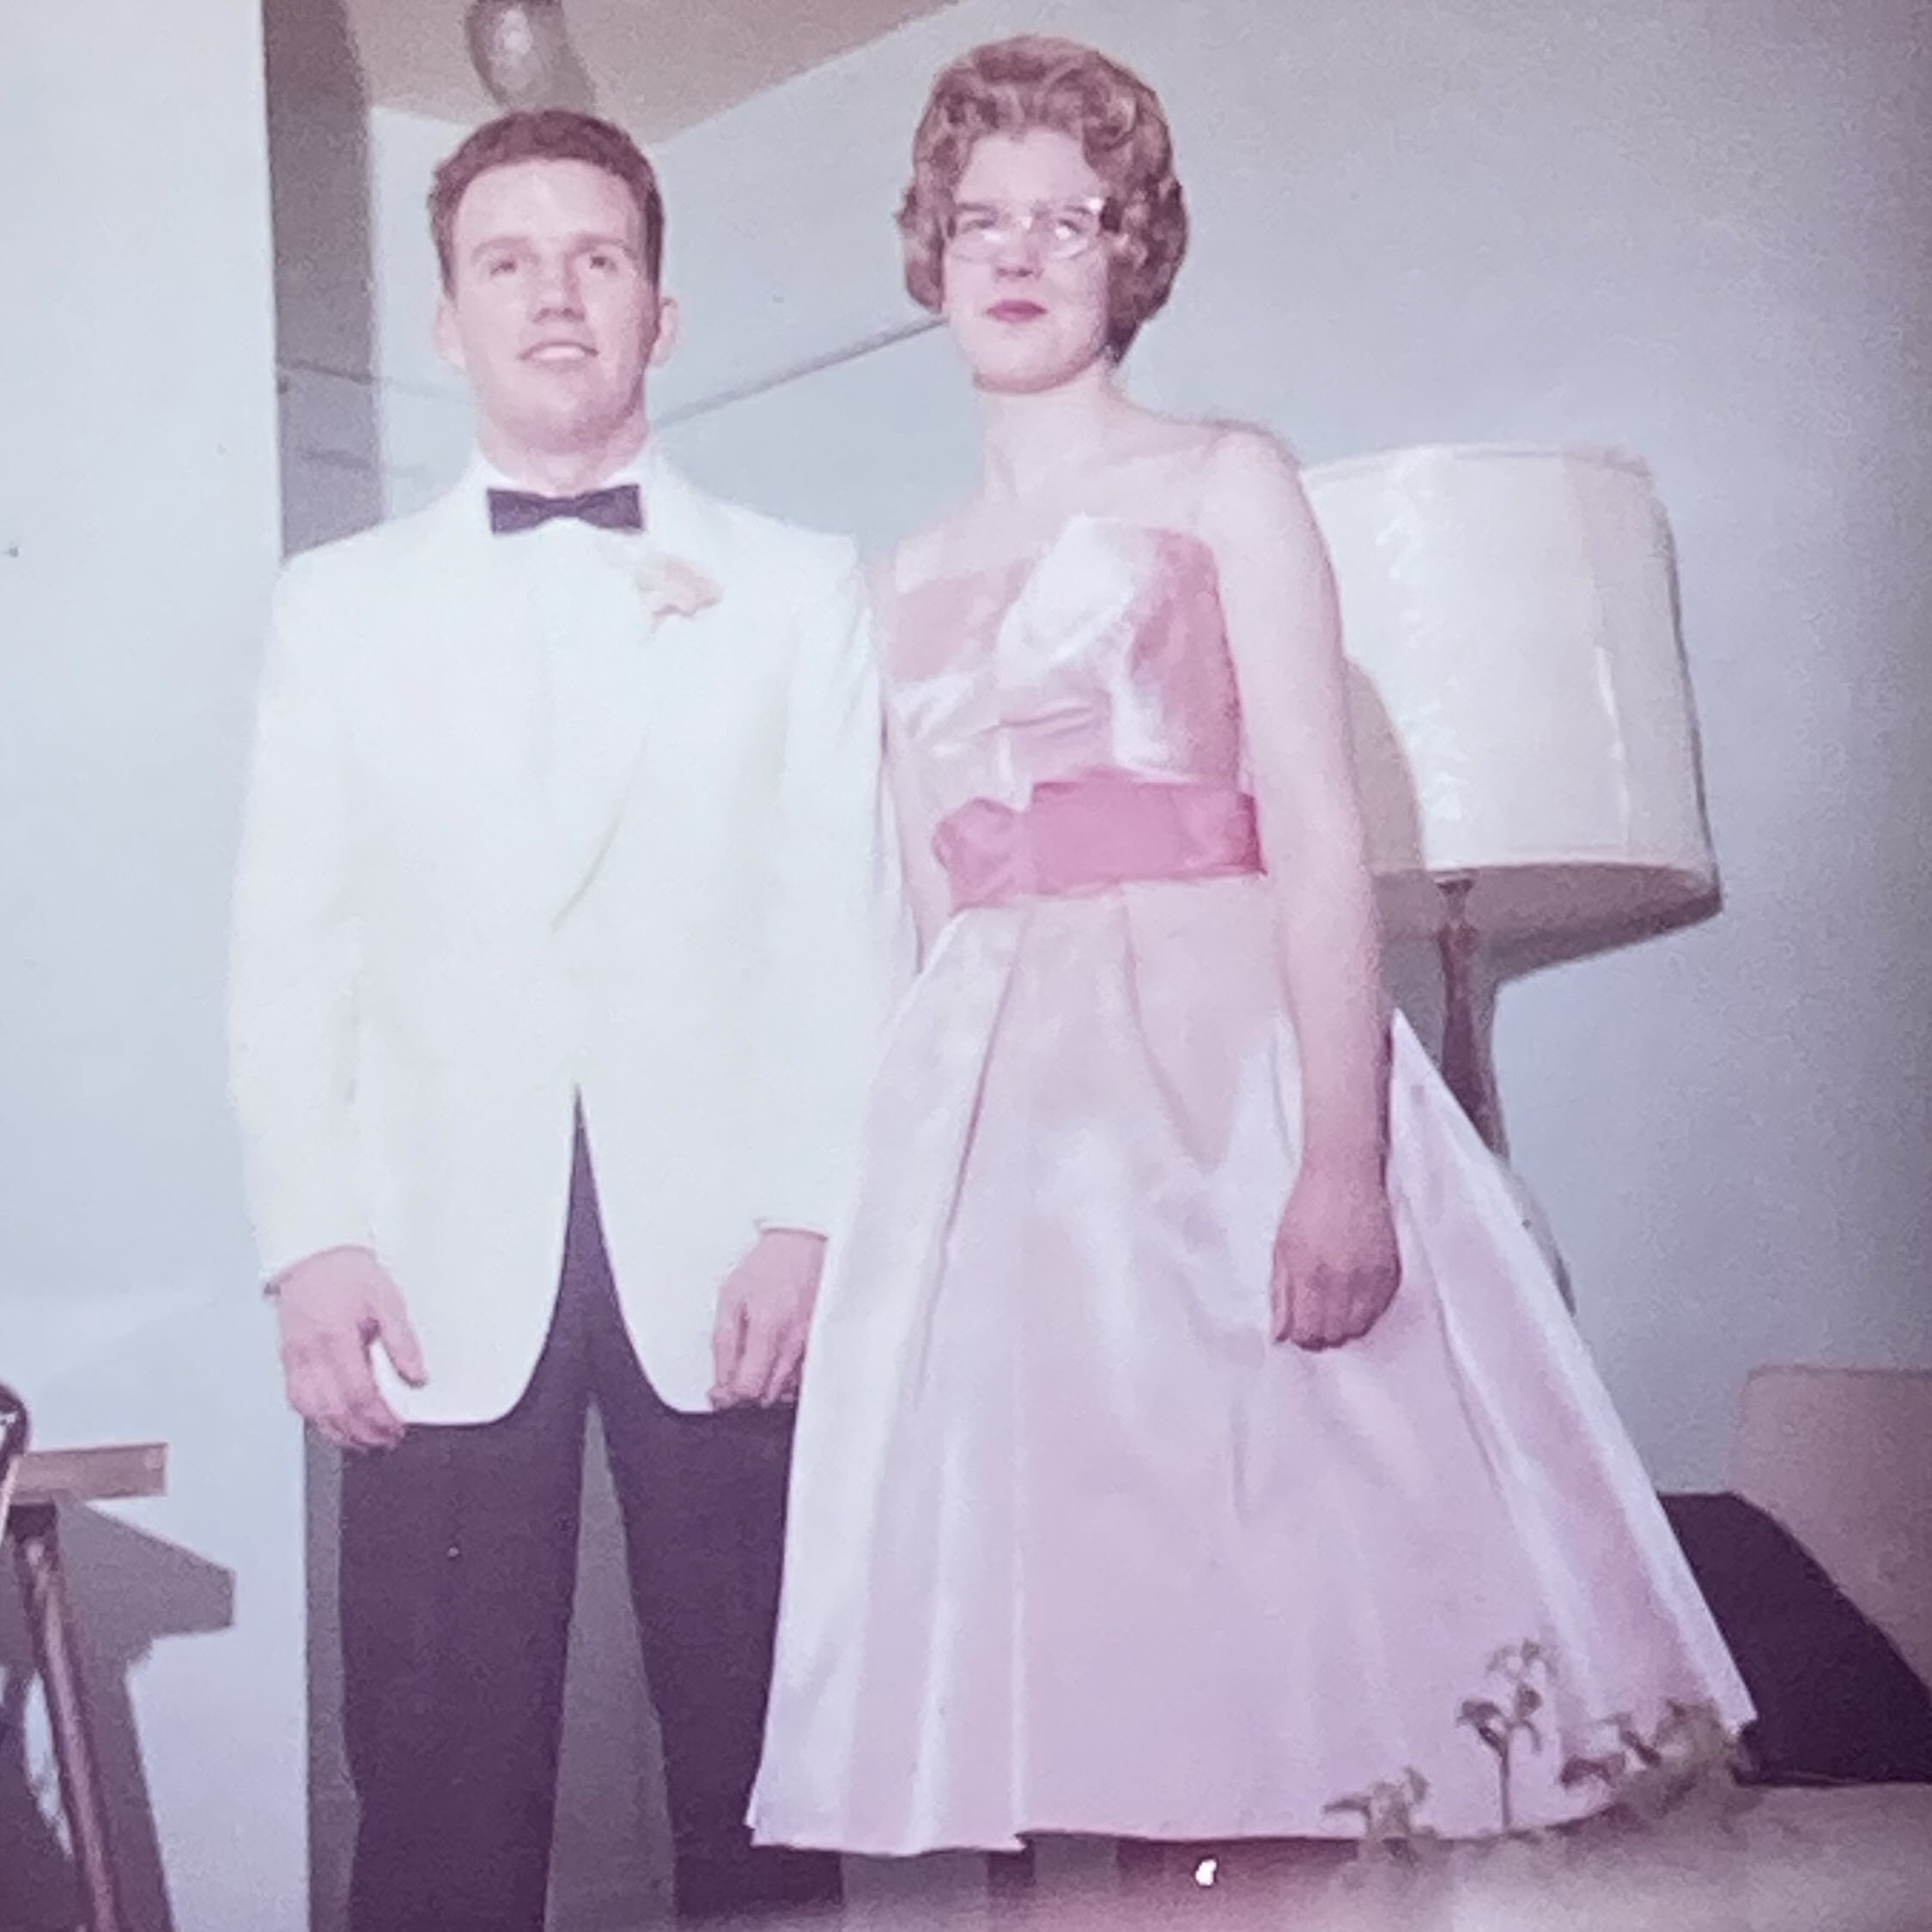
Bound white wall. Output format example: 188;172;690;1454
641;0;1932;1488
0;5;306;1930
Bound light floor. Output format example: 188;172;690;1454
816;1787;1932;1932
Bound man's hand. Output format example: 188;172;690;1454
709;1229;827;1410
1272;1163;1401;1350
272;1245;427;1449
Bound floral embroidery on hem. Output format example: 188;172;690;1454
1323;1638;1750;1856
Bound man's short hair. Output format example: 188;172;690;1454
429;109;666;289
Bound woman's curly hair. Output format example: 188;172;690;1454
898;37;1188;359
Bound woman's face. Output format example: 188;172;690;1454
940;128;1116;394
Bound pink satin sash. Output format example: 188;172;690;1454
935;771;1262;912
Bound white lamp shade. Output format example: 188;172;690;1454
1302;444;1718;941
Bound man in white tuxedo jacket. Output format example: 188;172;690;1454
229;111;907;1929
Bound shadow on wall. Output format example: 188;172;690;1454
264;0;384;555
260;1;380;1926
0;1510;234;1932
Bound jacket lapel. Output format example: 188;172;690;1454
537;453;742;914
410;453;744;917
399;482;556;882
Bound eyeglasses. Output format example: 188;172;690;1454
944;197;1113;262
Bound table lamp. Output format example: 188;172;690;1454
1302;443;1719;1152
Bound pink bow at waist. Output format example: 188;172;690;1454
934;772;1262;912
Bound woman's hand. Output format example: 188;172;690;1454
1272;1163;1400;1349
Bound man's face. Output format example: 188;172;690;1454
434;157;677;460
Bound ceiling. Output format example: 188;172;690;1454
335;0;960;140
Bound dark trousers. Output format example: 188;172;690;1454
338;1125;841;1929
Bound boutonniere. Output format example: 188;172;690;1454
593;532;722;625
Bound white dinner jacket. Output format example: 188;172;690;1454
228;447;912;1421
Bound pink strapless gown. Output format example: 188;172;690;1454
749;515;1752;1855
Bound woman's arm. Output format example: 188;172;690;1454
1197;427;1400;1346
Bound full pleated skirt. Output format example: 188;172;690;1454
750;878;1752;1855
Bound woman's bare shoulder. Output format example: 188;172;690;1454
883;500;993;596
1188;419;1321;544
1199;416;1304;480
1100;414;1307;542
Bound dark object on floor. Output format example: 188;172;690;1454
1662;1490;1932;1785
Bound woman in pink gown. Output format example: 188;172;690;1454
748;34;1752;1871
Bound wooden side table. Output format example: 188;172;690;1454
5;1440;167;1932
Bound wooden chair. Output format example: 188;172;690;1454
0;1381;25;1527
2;1381;167;1932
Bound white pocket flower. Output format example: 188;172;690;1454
592;532;722;625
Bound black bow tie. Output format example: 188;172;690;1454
486;483;644;536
